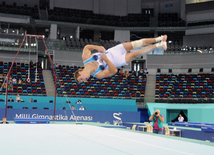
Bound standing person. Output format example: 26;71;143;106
22;79;26;84
119;68;123;74
30;60;33;67
76;100;82;104
132;70;136;76
55;63;59;68
8;97;14;102
37;61;41;68
8;83;13;90
12;77;17;84
79;106;85;110
149;109;164;134
144;68;149;74
178;114;184;122
15;94;21;102
74;35;167;83
3;83;6;89
139;68;144;75
144;68;149;78
0;117;9;124
18;79;22;84
124;70;129;79
71;105;76;110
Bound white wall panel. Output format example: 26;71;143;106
99;0;115;15
187;10;214;22
127;0;141;14
147;53;214;69
114;0;127;16
114;30;130;42
186;27;214;35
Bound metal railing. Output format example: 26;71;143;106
155;97;214;103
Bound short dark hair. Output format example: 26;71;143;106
74;69;83;83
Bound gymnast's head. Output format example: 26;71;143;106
2;117;6;123
74;69;90;83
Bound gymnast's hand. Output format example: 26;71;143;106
100;53;108;61
97;46;106;53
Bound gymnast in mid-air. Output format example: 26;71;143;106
75;35;167;83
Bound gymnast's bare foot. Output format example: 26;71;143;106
155;35;167;43
156;41;167;51
162;35;167;42
162;41;167;51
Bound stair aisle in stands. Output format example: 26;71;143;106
43;70;55;96
142;74;156;107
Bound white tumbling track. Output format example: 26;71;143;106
0;124;214;155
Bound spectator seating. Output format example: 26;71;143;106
48;7;150;27
0;2;39;19
166;44;213;54
0;61;46;96
155;73;214;103
100;40;121;49
0;2;188;29
188;20;214;27
166;40;183;52
158;13;185;27
66;37;121;49
52;65;146;100
0;28;26;48
69;38;90;48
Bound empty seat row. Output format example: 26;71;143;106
155;73;214;103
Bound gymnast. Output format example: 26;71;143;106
74;35;167;83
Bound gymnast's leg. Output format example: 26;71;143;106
125;41;167;63
122;35;167;52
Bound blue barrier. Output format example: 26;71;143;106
174;121;214;125
0;108;140;123
201;126;214;132
0;95;136;105
125;122;214;141
138;108;150;123
168;122;213;129
0;95;137;112
14;118;50;124
0;101;137;111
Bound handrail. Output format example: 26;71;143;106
156;97;214;103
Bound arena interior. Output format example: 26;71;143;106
0;0;214;154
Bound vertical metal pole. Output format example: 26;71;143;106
5;35;27;118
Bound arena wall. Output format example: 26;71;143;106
1;50;213;71
186;10;214;22
147;53;214;69
183;33;214;47
147;103;214;123
0;95;137;111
